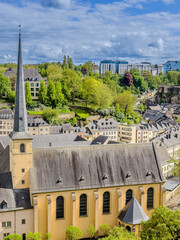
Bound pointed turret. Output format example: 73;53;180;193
9;32;32;139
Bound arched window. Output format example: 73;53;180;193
1;200;7;209
22;234;26;240
126;189;132;204
126;226;131;232
103;191;110;214
79;194;87;216
56;196;64;219
147;188;154;209
20;144;25;153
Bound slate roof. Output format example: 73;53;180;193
30;143;163;193
4;68;42;81
32;134;90;148
118;197;149;224
165;180;179;191
91;135;109;145
28;116;48;127
143;110;167;122
0;188;32;211
151;126;180;148
0;172;12;188
0;145;10;172
0;109;14;119
155;146;170;166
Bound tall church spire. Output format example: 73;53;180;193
10;31;32;139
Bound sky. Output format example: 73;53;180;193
0;0;180;65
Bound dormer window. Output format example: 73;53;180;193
56;177;62;184
125;173;131;178
1;200;7;209
102;174;108;180
20;144;25;153
79;176;84;182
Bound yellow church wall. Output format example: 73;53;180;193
10;139;32;189
33;182;164;240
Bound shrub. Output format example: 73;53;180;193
66;226;82;240
87;224;96;238
100;223;110;236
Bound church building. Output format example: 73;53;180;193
0;34;166;240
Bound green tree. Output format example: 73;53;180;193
96;81;113;109
167;71;180;85
55;81;64;106
46;64;62;83
62;55;68;70
38;80;47;105
0;70;10;98
67;56;74;70
66;226;83;240
25;82;32;106
7;91;15;103
62;69;82;104
114;91;136;116
82;77;98;106
102;226;140;240
130;68;148;92
47;81;56;107
26;232;41;240
9;73;16;91
168;149;180;180
141;206;180;240
100;223;110;236
3;234;22;240
87;224;96;239
42;107;59;124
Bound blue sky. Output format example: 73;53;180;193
0;0;180;64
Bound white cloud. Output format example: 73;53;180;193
162;0;174;4
0;1;180;64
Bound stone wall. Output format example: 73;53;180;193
156;85;180;104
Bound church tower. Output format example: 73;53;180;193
9;32;33;189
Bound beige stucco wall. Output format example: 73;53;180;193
0;209;33;239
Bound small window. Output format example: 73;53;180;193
56;196;64;219
147;188;154;209
126;189;132;204
22;168;25;173
1;200;7;209
103;191;110;214
22;219;26;224
22;180;25;184
20;144;25;153
7;221;11;228
2;222;6;228
79;194;87;216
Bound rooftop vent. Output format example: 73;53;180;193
56;177;62;184
102;174;108;180
125;173;131;178
146;171;151;177
79;176;84;182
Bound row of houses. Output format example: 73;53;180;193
99;60;180;75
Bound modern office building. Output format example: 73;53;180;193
100;60;128;74
100;60;163;75
163;61;180;74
